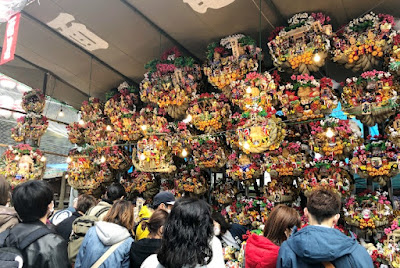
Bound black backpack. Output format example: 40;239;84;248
0;226;52;268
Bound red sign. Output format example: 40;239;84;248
1;13;21;65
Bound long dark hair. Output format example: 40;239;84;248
157;198;213;268
211;211;231;235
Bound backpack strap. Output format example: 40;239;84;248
94;207;110;218
90;239;125;268
19;227;52;250
0;229;11;247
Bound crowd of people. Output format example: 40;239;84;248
0;174;374;268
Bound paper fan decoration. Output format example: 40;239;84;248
387;114;400;147
331;12;395;72
278;75;338;122
140;47;202;119
237;112;285;154
203;34;262;96
341;71;398;126
268;12;332;74
0;144;46;187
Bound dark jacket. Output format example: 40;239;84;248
5;221;70;268
277;225;373;268
56;211;81;240
0;206;19;233
129;238;161;268
245;234;279;268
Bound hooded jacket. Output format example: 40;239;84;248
0;206;19;233
135;206;152;240
75;221;133;268
245;234;280;268
5;221;70;268
277;225;373;268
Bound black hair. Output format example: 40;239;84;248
0;175;10;206
104;182;126;203
12;180;53;222
211;211;231;235
157;198;213;268
307;187;341;224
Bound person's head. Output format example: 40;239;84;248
158;198;213;268
211;211;231;236
104;182;126;203
76;194;97;214
142;209;168;239
152;191;175;213
12;180;54;222
0;175;11;206
263;204;301;246
305;187;341;226
103;199;135;230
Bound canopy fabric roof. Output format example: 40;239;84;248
0;0;399;109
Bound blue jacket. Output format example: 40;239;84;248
75;221;133;268
277;225;373;268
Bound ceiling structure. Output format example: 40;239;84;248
0;0;399;109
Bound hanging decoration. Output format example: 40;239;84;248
67;122;87;145
140;47;202;119
11;114;49;143
308;118;363;160
188;93;231;133
226;152;262;186
350;135;400;186
203;34;262;96
212;180;239;206
343;190;393;236
263;141;307;178
80;97;104;122
264;177;298;203
190;136;227;169
104;82;141;141
341;70;398;126
21;89;46;113
230;71;278;113
387;114;400;147
0;144;46;187
278;75;338;121
299;161;353;197
121;171;159;201
237;112;285;154
176;164;208;196
268;12;332;74
136;106;169;135
388;33;400;76
103;146;131;171
132;134;176;173
331;12;395;72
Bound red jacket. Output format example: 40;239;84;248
245;234;280;268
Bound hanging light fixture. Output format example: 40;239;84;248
181;148;188;157
313;53;321;63
183;114;192;124
58;107;64;117
326;128;334;138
